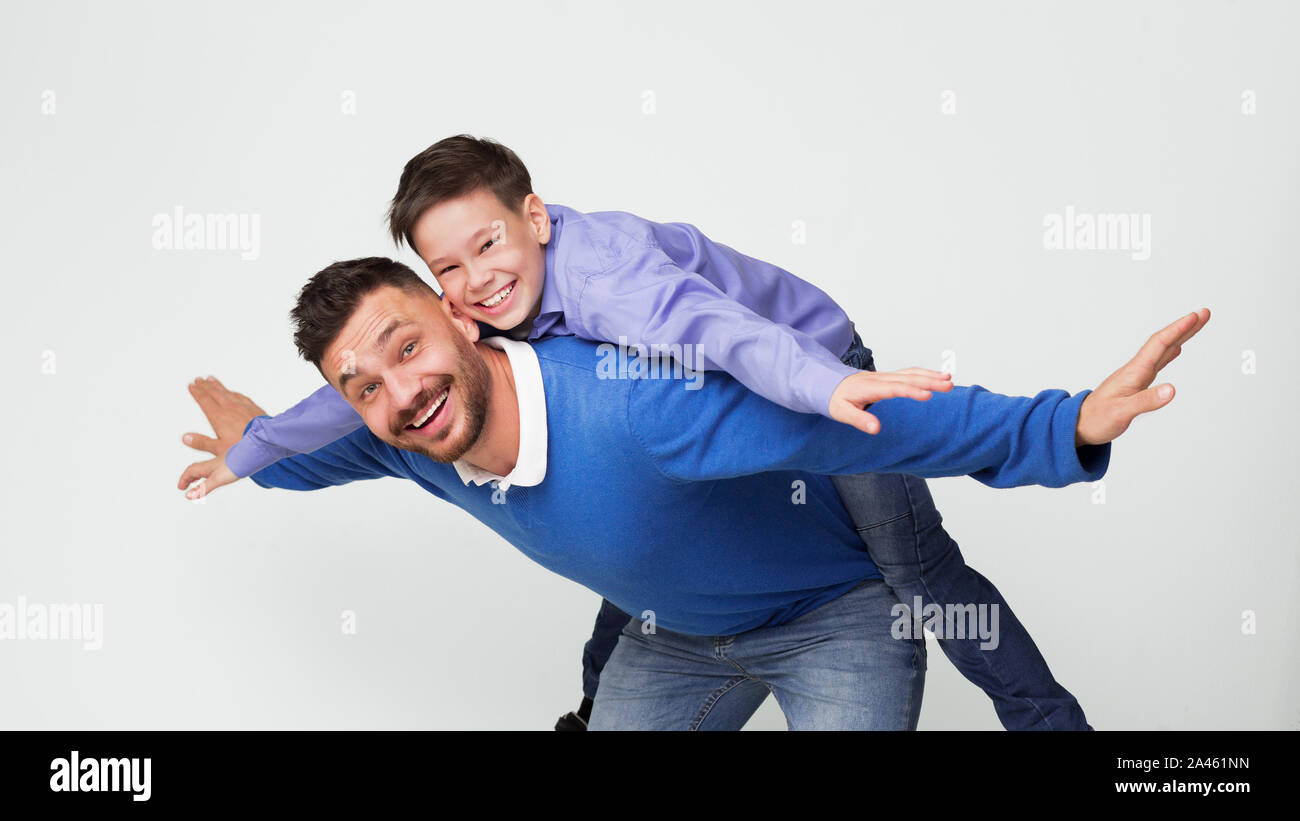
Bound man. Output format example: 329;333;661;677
178;256;1207;728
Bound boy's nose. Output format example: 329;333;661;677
465;263;493;292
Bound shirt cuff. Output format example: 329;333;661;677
803;360;862;417
226;415;274;479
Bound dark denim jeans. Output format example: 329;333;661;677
830;331;1090;730
579;331;1090;730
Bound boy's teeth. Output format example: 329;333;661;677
479;282;514;307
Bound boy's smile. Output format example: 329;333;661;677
410;186;550;333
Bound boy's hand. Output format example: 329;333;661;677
177;376;267;500
829;368;954;435
1075;308;1211;447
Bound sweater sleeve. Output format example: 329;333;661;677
631;375;1110;489
240;416;403;491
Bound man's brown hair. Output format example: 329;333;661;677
387;134;534;252
291;257;434;372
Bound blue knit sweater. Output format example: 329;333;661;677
247;336;1109;636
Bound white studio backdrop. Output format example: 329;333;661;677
0;0;1296;729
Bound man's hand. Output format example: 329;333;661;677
1075;308;1211;447
177;376;267;500
829;368;954;435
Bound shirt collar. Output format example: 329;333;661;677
531;205;568;336
451;336;548;491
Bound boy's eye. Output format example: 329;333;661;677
436;239;492;275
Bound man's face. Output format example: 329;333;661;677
323;285;491;462
410;186;549;333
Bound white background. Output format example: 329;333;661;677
1;0;1296;729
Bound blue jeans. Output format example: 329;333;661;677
830;331;1091;730
587;579;925;730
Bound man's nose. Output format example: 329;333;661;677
389;371;425;418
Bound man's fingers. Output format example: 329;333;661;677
1170;308;1210;349
182;431;218;453
1123;382;1176;423
1135;309;1210;374
1154;345;1182;373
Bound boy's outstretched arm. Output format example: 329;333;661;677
178;377;373;498
178;380;365;498
572;233;951;435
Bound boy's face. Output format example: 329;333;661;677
410;187;550;333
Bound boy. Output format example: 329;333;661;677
191;135;1090;730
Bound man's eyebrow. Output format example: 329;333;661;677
335;319;416;396
374;318;415;354
426;226;493;269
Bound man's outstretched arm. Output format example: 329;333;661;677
635;309;1209;487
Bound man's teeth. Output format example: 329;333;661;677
410;388;449;428
479;282;514;308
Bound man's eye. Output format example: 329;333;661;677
402;342;416;357
361;384;376;398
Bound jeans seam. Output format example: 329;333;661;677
853;511;912;533
905;640;923;729
690;674;753;731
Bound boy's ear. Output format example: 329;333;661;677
522;193;551;244
440;295;482;343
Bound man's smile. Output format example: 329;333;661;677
403;386;452;437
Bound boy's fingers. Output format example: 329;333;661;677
850;376;947;400
177;458;215;490
889;367;951;378
842;408;882;435
874;373;951;389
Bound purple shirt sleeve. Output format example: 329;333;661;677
225;383;365;478
568;234;859;417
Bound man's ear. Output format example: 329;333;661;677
522;193;551;245
440;295;482;343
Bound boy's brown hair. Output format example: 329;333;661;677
387;134;534;251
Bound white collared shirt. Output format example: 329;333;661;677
451;335;548;492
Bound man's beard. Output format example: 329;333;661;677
391;333;491;464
